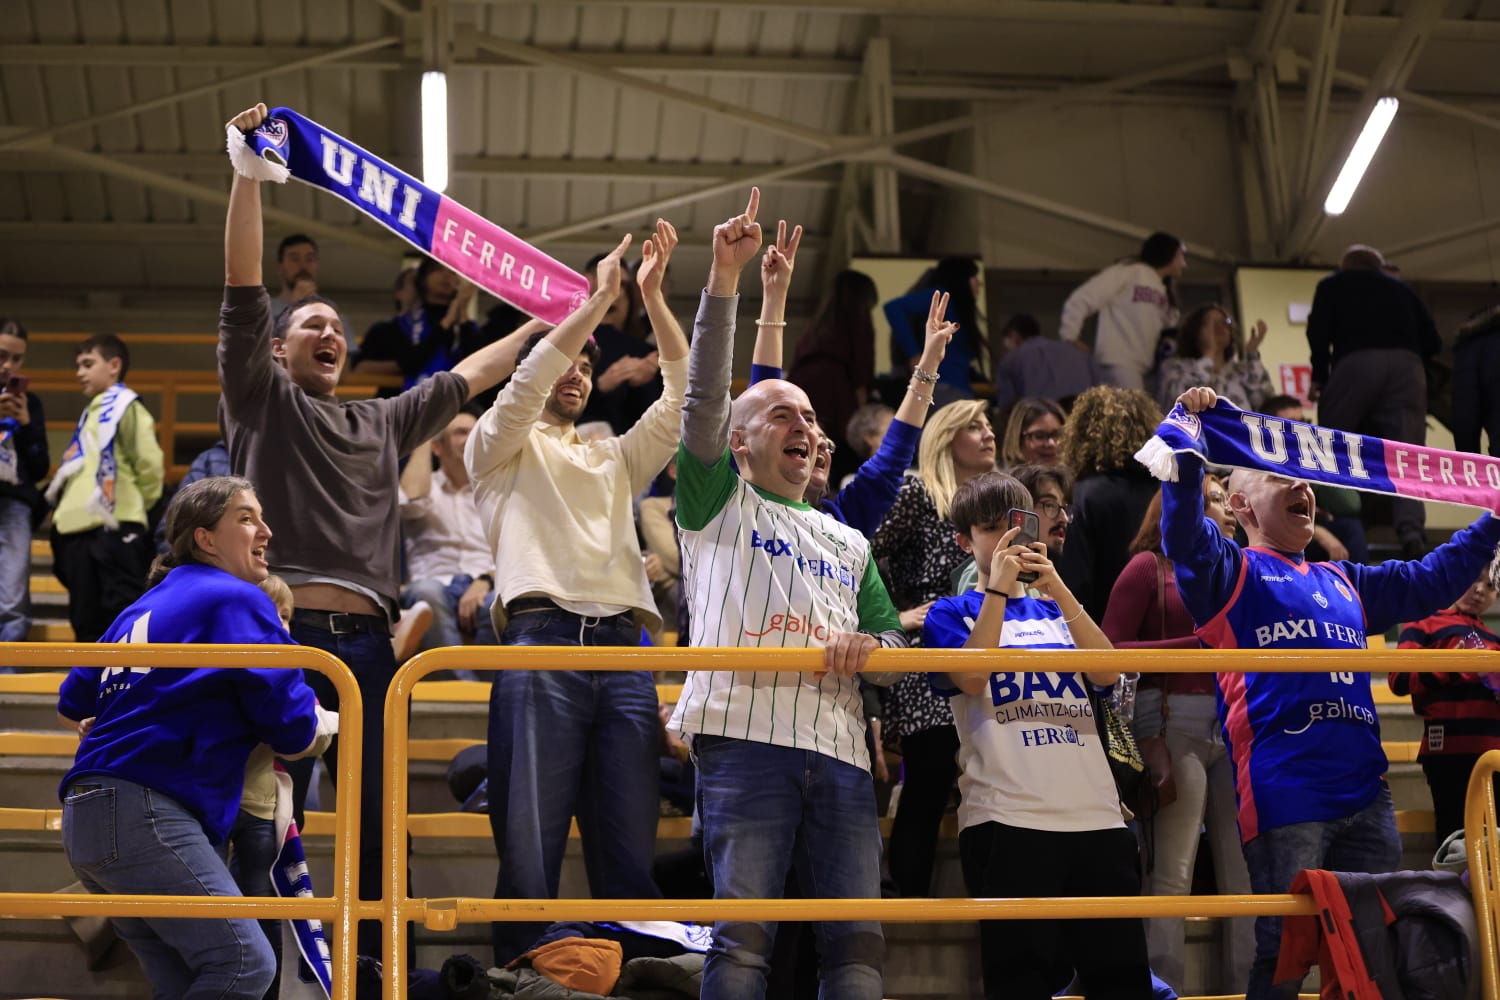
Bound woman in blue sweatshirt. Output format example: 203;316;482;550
57;476;331;1000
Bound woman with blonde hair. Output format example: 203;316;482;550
1000;396;1066;468
871;398;996;897
1055;385;1163;621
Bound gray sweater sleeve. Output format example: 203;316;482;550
681;291;739;466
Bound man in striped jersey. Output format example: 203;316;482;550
668;189;907;1000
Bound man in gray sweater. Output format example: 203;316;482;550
219;102;529;956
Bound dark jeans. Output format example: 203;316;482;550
959;821;1151;1000
488;607;659;964
1318;349;1428;544
1422;754;1500;845
280;620;400;960
695;735;885;1000
887;724;959;897
1241;785;1401;1000
51;522;151;643
228;809;282;1000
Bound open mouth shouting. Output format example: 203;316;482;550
251;543;269;569
1286;497;1312;521
313;343;341;372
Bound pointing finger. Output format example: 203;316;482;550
744;186;760;223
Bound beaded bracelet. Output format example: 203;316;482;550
911;367;940;385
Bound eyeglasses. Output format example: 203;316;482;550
1036;499;1072;520
1022;429;1062;444
817;439;836;456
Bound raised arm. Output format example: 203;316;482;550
465;242;629;479
451;316;550;401
682;189;763;467
638;218;688;366
827;293;954;535
749;219;803;381
223;104;268;288
1159;387;1243;624
620;219;692;491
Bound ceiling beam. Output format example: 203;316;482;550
0;37;401;153
468;0;1500;41
1281;0;1446;259
1292;0;1347;209
525;52;1229;243
28;146;398;257
0;149;841;184
1317;66;1500;139
886;152;1235;264
469;32;843;150
0;43;859;79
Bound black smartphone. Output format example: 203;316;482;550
1007;508;1040;584
2;374;26;396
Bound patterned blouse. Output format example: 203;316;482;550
871;475;970;741
1155;354;1275;413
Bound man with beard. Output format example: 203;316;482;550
465;220;688;964
1012;463;1075;558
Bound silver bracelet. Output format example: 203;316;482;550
757;319;787;327
911;367;940;385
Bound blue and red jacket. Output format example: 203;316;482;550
1161;455;1500;842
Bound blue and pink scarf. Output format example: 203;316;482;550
1136;399;1500;513
226;107;589;326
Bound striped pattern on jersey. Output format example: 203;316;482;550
1392;610;1500;758
669;449;878;770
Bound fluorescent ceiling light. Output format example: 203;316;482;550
422;71;449;194
1323;96;1399;217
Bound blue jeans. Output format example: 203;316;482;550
228;809;282;996
280;622;398;960
1241;784;1401;1000
488;608;660;964
695;735;885;1000
401;575;497;680
0;496;31;646
63;777;275;1000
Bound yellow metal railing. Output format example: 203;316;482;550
0;642;365;1000
383;646;1500;1000
1469;749;1500;1000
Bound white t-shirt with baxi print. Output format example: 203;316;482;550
926;591;1125;833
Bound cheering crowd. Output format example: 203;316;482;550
6;101;1500;1000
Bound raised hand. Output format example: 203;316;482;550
637;218;678;301
760;219;804;301
1021;542;1063;597
593;233;633;303
227;103;269;134
920;290;958;364
987;525;1025;593
1175;386;1218;413
1246;318;1268;355
710;188;764;284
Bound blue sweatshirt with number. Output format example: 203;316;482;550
57;563;318;844
1161;454;1500;841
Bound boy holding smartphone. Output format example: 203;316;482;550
925;469;1151;1000
0;318;50;649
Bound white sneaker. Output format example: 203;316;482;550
392;600;433;663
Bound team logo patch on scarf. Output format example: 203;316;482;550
225;106;589;326
1135;399;1500;512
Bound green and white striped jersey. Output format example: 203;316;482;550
667;445;902;770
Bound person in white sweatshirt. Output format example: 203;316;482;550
1059;232;1185;391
